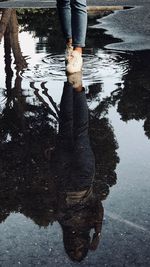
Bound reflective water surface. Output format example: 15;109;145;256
0;9;150;267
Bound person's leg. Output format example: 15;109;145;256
57;0;72;45
66;0;87;73
73;88;89;138
57;0;87;50
71;0;87;53
69;88;95;191
52;82;74;192
59;82;74;140
57;0;87;73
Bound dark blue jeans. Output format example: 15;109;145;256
57;0;87;47
53;82;95;192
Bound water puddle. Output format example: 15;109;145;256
0;8;150;266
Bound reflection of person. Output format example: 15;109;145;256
56;0;87;73
0;69;119;262
51;72;103;261
58;198;103;262
52;72;95;197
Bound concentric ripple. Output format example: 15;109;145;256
83;52;128;84
20;50;129;85
21;53;66;82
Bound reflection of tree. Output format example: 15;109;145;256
16;8;121;53
0;9;27;70
0;57;119;263
0;8;59;144
17;8;64;53
111;51;150;139
0;9;120;261
86;51;150;140
1;10;26;142
90;114;119;200
84;81;120;198
86;83;102;101
0;9;59;226
0;8;60;225
0;9;12;41
0;72;119;257
9;10;27;70
0;60;58;225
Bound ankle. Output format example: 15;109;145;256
66;38;72;46
74;47;82;54
74;85;83;92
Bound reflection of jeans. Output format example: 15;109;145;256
57;0;87;47
53;82;95;192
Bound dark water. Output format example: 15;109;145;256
0;9;150;267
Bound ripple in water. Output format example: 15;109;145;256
20;51;129;84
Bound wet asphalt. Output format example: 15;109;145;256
91;2;150;50
90;0;150;50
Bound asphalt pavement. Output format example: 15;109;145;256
90;0;150;50
0;0;150;8
89;0;150;50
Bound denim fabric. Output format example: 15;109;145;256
52;82;95;192
57;0;87;47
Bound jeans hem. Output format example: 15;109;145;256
73;43;85;48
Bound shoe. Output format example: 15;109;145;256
65;44;73;62
66;50;83;74
67;71;82;88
